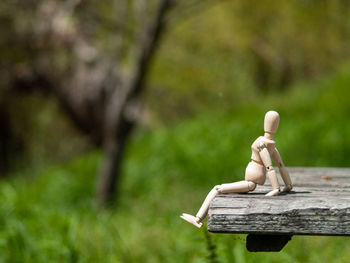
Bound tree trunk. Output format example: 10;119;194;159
97;0;173;206
0;107;10;176
0;98;22;176
97;119;134;206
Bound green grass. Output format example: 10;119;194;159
1;66;350;262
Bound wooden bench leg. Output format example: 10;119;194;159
246;234;292;252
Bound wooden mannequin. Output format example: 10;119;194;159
180;111;293;228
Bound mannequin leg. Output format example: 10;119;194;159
180;187;219;228
196;181;256;219
219;180;256;194
181;181;256;228
195;186;220;220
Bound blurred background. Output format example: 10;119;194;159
1;0;350;262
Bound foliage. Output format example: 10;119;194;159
147;0;350;122
1;65;350;262
2;0;350;173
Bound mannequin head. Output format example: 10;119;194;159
264;111;280;139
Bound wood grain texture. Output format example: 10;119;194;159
208;167;350;236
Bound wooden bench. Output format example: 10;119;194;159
207;167;350;251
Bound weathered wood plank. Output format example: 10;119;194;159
208;167;350;236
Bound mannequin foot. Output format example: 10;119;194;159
180;213;203;228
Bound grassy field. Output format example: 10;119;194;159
1;65;350;262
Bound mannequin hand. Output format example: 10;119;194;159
265;189;280;196
282;184;293;192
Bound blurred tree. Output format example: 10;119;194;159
0;0;175;205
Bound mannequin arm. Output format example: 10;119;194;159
258;144;280;196
272;148;293;191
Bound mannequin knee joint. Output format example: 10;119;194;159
214;185;221;192
248;182;256;191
